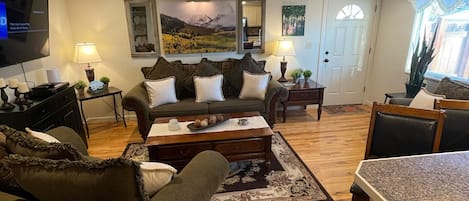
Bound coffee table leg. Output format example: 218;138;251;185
265;135;272;175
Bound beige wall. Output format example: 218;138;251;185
364;0;415;104
0;0;416;120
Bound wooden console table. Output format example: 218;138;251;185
281;79;325;122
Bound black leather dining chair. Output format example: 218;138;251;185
351;102;445;201
436;99;469;152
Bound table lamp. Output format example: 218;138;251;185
275;39;296;82
74;43;101;82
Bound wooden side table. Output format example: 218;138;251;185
77;86;127;137
281;79;326;122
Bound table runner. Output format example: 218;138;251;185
148;116;269;137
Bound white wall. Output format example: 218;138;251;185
364;0;415;104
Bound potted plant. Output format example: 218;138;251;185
291;69;303;83
303;70;312;81
74;80;87;96
99;76;110;89
406;26;438;98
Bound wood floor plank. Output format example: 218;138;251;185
87;105;371;201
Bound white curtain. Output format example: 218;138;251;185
408;0;466;13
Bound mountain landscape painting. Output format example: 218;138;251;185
159;1;237;54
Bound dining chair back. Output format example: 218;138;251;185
436;99;469;152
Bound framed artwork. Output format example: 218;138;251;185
282;5;306;36
158;0;237;54
124;0;159;57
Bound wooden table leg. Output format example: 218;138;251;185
318;103;322;120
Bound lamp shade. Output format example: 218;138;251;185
74;43;101;64
275;39;296;56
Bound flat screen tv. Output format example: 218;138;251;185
0;0;49;68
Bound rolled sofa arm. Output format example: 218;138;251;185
46;126;88;156
389;97;413;106
150;150;229;201
123;83;151;139
264;80;288;126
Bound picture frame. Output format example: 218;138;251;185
158;0;237;54
124;0;160;57
282;5;306;36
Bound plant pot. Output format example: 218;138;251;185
76;88;85;96
103;83;109;90
405;83;422;98
304;76;310;81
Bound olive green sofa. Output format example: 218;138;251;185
123;54;288;139
0;126;229;201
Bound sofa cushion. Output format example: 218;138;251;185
239;71;270;100
409;88;445;109
0;125;82;161
140;162;177;197
194;75;225;103
25;127;61;143
227;53;266;94
0;162;36;201
3;155;147;201
145;77;179;108
434;77;469;100
184;61;221;95
208;98;265;114
149;99;209;118
147;57;187;99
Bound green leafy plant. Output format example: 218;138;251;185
99;76;110;84
303;70;312;78
74;80;87;89
290;69;303;81
407;26;438;97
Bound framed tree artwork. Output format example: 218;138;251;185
124;0;160;57
282;5;306;36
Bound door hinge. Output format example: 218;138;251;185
363;86;366;92
369;48;372;54
375;4;377;12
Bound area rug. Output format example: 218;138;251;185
323;104;367;115
122;132;333;201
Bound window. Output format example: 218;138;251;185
336;4;364;20
409;1;469;81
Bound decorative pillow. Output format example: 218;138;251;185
3;155;148;201
25;127;60;143
194;75;225;102
239;71;270;100
0;125;82;161
0;162;37;201
434;77;469;100
145;77;179;108
228;53;266;92
147;57;187;99
184;61;221;94
140;161;177;196
409;88;446;109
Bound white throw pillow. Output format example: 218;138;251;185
239;71;270;100
409;88;446;109
140;161;177;196
194;74;225;102
25;127;60;143
145;77;178;108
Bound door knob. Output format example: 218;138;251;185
325;51;329;55
324;59;329;63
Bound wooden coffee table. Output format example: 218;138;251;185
145;112;273;171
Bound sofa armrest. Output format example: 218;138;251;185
0;191;27;201
264;80;288;126
46;126;88;156
389;97;413;106
123;83;151;139
150;150;229;201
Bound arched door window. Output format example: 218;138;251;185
336;4;364;20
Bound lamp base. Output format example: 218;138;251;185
85;68;95;82
277;61;288;82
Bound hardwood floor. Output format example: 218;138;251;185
87;105;371;201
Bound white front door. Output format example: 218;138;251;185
318;0;375;105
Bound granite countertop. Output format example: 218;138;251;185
355;151;469;201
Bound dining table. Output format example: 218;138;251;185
355;150;469;201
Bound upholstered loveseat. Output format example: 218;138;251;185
123;53;288;139
0;125;229;201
